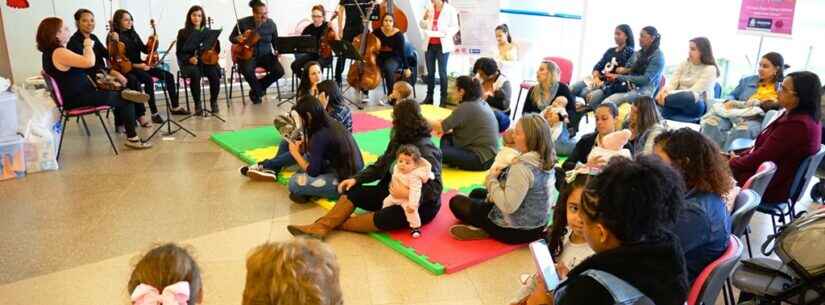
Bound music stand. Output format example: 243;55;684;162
331;39;365;110
275;36;319;106
146;40;197;142
179;29;226;122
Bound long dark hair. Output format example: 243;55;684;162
762;52;788;83
547;169;590;259
631;96;661;137
293;96;360;178
454;75;483;102
654;128;734;196
630;26;660;75
297;61;321;98
317;80;344;109
184;5;206;30
391;99;432;144
787;71;823;121
495;24;512;43
616;24;634;49
690;37;720;77
112;9;133;32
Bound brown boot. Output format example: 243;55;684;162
339;213;379;233
287;197;355;239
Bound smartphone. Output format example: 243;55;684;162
529;239;561;291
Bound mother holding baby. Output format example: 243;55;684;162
288;99;444;238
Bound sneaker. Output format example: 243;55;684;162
289;193;312;204
121;89;150;104
240;163;265;176
449;224;489;240
125;138;152;149
410;227;422;238
151;113;165;124
246;168;278;181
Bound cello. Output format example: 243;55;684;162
318;13;337;61
106;20;132;74
200;17;221;65
144;19;160;66
346;4;381;91
372;0;408;33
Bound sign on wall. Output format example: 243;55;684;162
738;0;797;36
451;0;500;55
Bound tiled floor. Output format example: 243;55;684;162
0;83;813;305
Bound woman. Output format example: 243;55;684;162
522;60;575;119
373;14;411;96
316;80;352;132
287;99;443;238
601;26;665;107
562;103;620;171
296;61;322;99
653;128;733;283
448;114;556;244
283;96;364;202
291;5;332;77
495;24;518;63
628;96;665;156
431;76;499;171
37;17;151;149
525;156;689;305
730;71;822;204
420;0;459;106
570;24;635;108
475;57;512;131
657;37;719;121
112;9;184;125
176;5;221;116
701;52;786;150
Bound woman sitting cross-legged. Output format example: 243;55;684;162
474;57;513;131
431;75;500;171
656;37;719;122
524;156;689;305
287;99;443;239
448;114;556;244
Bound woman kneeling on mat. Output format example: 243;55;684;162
288;99;443;239
448;114;556;244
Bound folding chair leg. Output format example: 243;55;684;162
79;116;91;136
96;112;118;156
57;116;69;161
744;227;754;258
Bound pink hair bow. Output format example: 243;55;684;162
130;281;190;305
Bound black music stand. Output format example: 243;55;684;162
275;36;318;106
331;39;365;110
146;40;197;142
179;29;226;122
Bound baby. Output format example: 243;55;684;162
384;144;434;238
588;129;632;166
489;128;521;177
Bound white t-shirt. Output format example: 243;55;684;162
558;232;595;271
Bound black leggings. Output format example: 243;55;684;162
346;180;440;231
180;64;221;109
449;194;546;244
66;90;138;138
129;67;179;113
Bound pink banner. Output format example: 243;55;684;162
738;0;797;36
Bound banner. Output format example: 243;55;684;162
451;0;500;55
738;0;797;36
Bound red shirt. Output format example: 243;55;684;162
429;9;441;45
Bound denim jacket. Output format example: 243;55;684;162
671;189;731;282
728;75;780;102
618;49;665;96
486;152;554;229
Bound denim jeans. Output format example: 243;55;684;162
570;80;595;99
288;172;340;199
602;90;642;107
701;110;779;151
661;91;706;121
425;44;450;103
260;140;296;171
555;126;576;156
585;88;608;108
440;134;493;171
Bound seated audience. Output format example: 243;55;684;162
296;61;323;99
729;71;822;204
657;37;719;121
474;57;513;131
522;60;575;125
495;24;518;64
448;114;556;244
628;96;665;156
386;80;413;106
243;238;342;305
701;52;786;150
317;80;353;132
562;103;621;171
525;156;689;305
432;76;500;171
570;24;635;112
653;128;733;283
128;243;203;305
600;26;665;107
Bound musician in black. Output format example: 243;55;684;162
112;9;186;124
333;0;376;86
373;14;410;95
177;5;222;115
291;4;332;77
229;0;284;104
66;9;131;89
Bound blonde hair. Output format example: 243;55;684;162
127;243;202;305
530;60;560;105
519;114;556;171
243;238;342;305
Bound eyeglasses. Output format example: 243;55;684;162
312;15;323;18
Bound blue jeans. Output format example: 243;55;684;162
260;140;296;171
661;91;706;122
585;88;608;108
603;90;642;107
555;126;576;156
440;134;493;171
701;110;779;151
494;110;511;133
288;172;340;199
425;44;449;103
571;80;595;99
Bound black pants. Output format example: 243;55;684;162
128;67;180;113
440;134;494;171
180;64;221;110
449;194;546;244
346;179;440;231
66;90;138;138
378;54;403;94
238;53;284;103
425;43;450;104
334;30;359;85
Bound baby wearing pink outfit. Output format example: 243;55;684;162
383;145;434;238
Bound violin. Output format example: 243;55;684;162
372;0;408;33
231;28;261;62
106;20;132;74
318;14;337;60
346;5;381;91
200;17;221;65
144;19;160;66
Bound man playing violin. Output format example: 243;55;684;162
230;0;284;104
